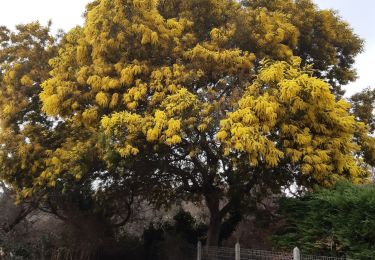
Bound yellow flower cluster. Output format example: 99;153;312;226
218;59;368;182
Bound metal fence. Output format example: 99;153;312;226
202;246;235;260
301;255;346;260
197;243;347;260
241;248;294;260
202;246;292;260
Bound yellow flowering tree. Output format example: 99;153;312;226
0;23;141;249
0;23;58;199
4;0;368;246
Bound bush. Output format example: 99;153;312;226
273;181;375;259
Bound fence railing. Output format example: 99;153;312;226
196;242;347;260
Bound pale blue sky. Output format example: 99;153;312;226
0;0;373;97
314;0;375;96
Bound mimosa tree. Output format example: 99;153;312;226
1;0;372;246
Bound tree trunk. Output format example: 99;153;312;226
205;193;222;247
207;214;222;246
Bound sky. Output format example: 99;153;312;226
0;0;373;97
314;0;375;96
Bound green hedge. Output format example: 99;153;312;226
273;181;375;259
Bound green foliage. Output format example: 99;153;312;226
350;87;375;133
350;87;375;136
274;182;375;258
349;87;375;167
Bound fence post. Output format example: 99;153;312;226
235;242;240;260
197;241;202;260
293;247;300;260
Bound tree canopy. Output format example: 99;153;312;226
0;0;373;247
0;23;140;251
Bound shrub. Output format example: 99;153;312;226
273;181;375;259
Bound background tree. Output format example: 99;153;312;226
350;87;375;133
38;0;373;246
350;87;375;177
